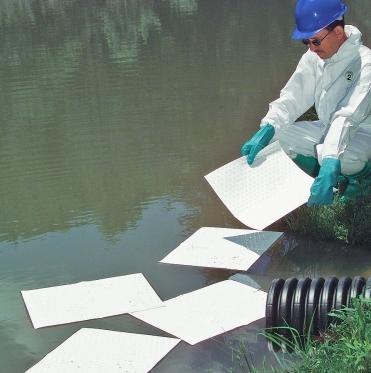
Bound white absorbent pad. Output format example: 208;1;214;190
25;328;180;373
130;280;267;345
205;141;314;230
160;227;282;270
21;273;163;329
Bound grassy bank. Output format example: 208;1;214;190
283;195;371;245
228;297;371;372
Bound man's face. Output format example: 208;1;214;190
305;27;342;60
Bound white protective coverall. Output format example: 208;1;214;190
261;25;371;176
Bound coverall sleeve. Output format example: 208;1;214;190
322;63;371;159
260;50;316;132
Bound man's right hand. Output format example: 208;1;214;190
240;123;275;165
307;157;341;206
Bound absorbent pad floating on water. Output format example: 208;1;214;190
160;227;282;270
130;280;267;345
25;328;180;373
205;141;314;230
21;273;163;329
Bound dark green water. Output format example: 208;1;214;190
0;1;370;371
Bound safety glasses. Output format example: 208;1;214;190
302;30;332;46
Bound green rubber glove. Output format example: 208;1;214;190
307;158;341;206
240;124;275;165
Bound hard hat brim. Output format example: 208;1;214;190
291;27;323;40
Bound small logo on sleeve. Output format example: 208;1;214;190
345;71;353;81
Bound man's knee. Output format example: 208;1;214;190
277;121;324;159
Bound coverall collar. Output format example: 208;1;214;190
324;25;362;64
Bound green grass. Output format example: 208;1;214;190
284;194;371;245
280;297;371;373
227;297;371;373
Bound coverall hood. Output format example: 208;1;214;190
324;25;362;63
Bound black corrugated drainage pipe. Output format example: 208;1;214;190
265;276;371;343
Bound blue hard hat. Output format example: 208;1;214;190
292;0;348;40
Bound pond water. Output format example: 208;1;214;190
0;1;370;372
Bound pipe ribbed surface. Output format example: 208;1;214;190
266;276;370;339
